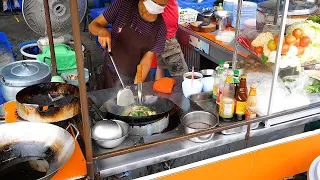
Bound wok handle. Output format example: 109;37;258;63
66;123;80;140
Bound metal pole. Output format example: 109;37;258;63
267;0;290;115
43;0;58;76
69;0;94;179
274;0;281;25
231;0;243;70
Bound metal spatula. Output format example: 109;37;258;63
137;64;143;104
107;51;134;106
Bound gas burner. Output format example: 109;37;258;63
129;115;170;136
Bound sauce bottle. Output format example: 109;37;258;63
219;70;235;121
246;82;257;120
217;3;224;11
235;75;248;121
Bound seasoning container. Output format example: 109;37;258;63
245;82;257;120
235;75;248;121
219;70;235;121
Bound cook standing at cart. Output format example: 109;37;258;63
89;0;168;89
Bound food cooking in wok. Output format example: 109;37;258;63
121;105;156;117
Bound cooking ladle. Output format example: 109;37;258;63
91;103;123;140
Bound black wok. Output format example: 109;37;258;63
0;122;78;180
102;95;175;125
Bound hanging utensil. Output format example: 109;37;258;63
137;64;143;105
107;51;134;107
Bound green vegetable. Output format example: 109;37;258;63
306;81;320;93
308;15;320;24
261;54;268;64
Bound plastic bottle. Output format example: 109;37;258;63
245;82;257;120
219;70;235;121
213;68;222;99
217;3;224;11
215;60;224;72
235;75;248;121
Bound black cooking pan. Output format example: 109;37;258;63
0;122;78;180
103;95;175;125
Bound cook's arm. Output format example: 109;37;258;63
134;51;155;84
88;14;111;50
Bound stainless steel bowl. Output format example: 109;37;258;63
200;69;215;77
92;120;130;149
91;120;123;140
181;111;219;143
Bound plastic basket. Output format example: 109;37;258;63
178;8;199;24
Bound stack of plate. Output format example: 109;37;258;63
232;1;257;29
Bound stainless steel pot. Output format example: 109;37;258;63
92;120;129;149
0;60;51;101
181;111;219;143
0;122;79;179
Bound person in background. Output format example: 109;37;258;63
2;0;20;12
155;0;188;80
89;0;168;89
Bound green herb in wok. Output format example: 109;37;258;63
121;105;156;117
306;81;320;93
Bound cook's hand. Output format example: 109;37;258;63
98;28;112;51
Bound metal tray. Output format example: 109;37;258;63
188;92;260;135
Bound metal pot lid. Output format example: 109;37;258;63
258;0;318;16
0;60;51;87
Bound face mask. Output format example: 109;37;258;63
143;0;165;15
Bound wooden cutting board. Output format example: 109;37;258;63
190;21;216;33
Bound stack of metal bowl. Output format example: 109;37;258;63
91;120;129;148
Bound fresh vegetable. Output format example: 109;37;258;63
267;40;277;51
251;32;274;47
254;46;263;54
268;51;277;63
285;35;297;45
287;20;320;46
295;38;300;46
293;28;303;39
121;106;157;117
300;36;311;47
281;44;290;55
274;34;279;45
287;46;298;57
305;80;320;93
297;46;305;56
308;14;320;24
261;54;268;64
263;44;271;56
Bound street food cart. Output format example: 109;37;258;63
1;0;320;179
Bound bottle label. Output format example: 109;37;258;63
236;101;247;115
216;89;222;104
219;103;234;118
245;109;257;120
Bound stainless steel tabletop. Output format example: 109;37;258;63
88;77;320;178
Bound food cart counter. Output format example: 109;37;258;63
88;77;320;178
176;24;249;70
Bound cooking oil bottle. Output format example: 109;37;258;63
219;70;235;121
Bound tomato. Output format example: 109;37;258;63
300;36;311;47
281;44;290;55
267;40;277;51
294;38;300;46
274;34;279;45
297;46;305;56
293;28;303;39
285;35;296;45
254;46;263;54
